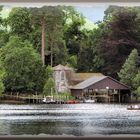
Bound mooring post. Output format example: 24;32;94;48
16;92;18;100
119;90;121;103
35;92;37;104
33;95;34;104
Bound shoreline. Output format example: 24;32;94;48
0;100;25;104
0;134;140;137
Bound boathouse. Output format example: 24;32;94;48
53;64;131;103
70;76;131;103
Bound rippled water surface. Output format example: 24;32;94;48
0;103;140;136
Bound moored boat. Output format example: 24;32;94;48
127;105;140;110
84;99;96;103
42;96;56;104
66;100;78;104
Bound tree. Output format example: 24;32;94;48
64;15;85;56
43;65;55;96
0;30;9;48
133;71;140;95
67;55;77;69
7;7;42;53
97;7;140;77
77;29;104;72
45;65;53;80
137;87;140;96
118;49;139;87
43;77;55;96
30;6;65;66
7;7;32;40
7;6;67;66
0;6;3;22
0;60;5;95
0;36;45;93
0;6;9;49
53;40;68;66
77;39;93;72
30;6;48;66
0;81;4;95
63;6;87;70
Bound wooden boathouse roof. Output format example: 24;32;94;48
71;73;104;81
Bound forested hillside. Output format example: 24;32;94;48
0;5;140;94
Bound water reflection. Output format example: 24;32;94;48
0;103;140;136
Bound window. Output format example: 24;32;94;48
61;71;65;80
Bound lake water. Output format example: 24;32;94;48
0;103;140;136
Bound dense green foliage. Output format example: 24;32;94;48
137;87;140;96
118;49;139;87
0;5;140;94
0;61;5;94
118;48;140;96
96;8;140;77
43;77;55;96
0;36;45;93
133;71;140;95
30;6;67;66
67;55;77;69
7;7;32;40
45;65;54;80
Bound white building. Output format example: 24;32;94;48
53;64;73;93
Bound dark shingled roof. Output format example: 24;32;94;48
70;76;130;90
71;76;107;89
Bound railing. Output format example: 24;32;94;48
0;94;44;104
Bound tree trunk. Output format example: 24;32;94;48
50;37;53;67
41;19;45;66
51;44;53;67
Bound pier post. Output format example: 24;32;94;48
118;90;121;103
33;95;34;104
16;92;19;100
35;92;38;104
29;95;30;104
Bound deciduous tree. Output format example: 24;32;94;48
0;36;45;93
7;7;32;40
97;7;140;77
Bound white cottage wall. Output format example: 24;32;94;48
54;70;69;93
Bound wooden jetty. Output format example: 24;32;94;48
0;94;77;104
0;94;44;104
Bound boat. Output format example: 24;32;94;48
66;100;78;104
127;105;140;110
84;99;96;103
42;96;56;104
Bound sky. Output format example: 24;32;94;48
75;6;108;23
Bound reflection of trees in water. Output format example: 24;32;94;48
8;121;59;135
0;120;11;135
8;120;84;135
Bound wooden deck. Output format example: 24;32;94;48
0;94;44;104
0;94;74;104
